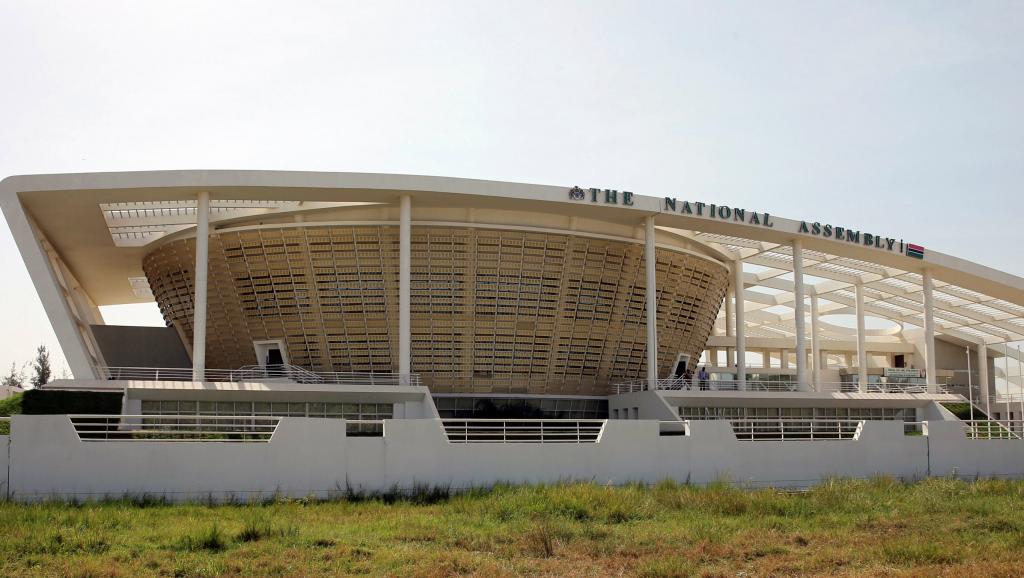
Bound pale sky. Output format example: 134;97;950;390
1;1;1022;377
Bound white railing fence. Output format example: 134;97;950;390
722;417;866;441
441;419;606;444
68;414;281;442
95;365;421;387
962;419;1022;440
984;393;1024;406
67;415;388;441
614;378;951;395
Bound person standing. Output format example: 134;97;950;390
698;366;710;390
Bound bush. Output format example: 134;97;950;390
182;524;226;552
0;392;21;434
21;390;121;415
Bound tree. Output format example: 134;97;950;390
2;362;24;389
31;345;51;388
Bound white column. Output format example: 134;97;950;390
855;283;868;393
725;286;735;336
724;285;735;366
922;269;937;393
792;239;807;390
733;260;746;391
192;191;210;382
978;341;990;418
399;195;411;384
645;215;658;385
811;294;821;392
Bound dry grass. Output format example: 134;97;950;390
1;478;1023;577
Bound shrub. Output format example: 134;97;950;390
182;524;226;552
21;390;121;415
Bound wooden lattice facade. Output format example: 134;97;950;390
143;225;729;395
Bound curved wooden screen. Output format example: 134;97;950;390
143;225;729;395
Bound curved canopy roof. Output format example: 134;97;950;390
3;170;1024;349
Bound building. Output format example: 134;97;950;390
1;170;1023;500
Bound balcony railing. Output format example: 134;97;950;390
725;417;865;441
441;418;606;444
95;365;421;387
613;378;952;395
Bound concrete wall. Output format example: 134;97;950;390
609;390;679;420
91;325;191;369
1;435;9;499
926;421;1024;478
8;414;1024;501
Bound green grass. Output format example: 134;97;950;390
942;402;988;421
1;478;1023;577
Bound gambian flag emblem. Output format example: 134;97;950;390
907;243;925;259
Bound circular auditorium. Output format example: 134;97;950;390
142;218;728;396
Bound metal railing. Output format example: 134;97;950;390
441;419;606;444
725;417;865;441
962;419;1022;440
235;364;324;383
614;378;952;395
313;371;421;387
848;383;953;394
68;414;281;442
985;393;1024;406
96;365;421;387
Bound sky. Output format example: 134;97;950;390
0;1;1022;378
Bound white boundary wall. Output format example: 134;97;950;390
6;416;1024;501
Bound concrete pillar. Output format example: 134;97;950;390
645;216;658;385
733;260;746;391
811;294;821;391
978;341;990;418
725;286;735;337
792;239;807;390
192;191;210;382
724;285;735;366
922;269;937;393
855;283;868;393
399;195;412;383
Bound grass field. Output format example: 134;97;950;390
1;478;1023;577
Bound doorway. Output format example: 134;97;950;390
253;340;288;368
672;354;690;378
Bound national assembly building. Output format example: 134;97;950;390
2;170;1023;500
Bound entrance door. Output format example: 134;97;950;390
672;354;690;377
253;340;288;376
